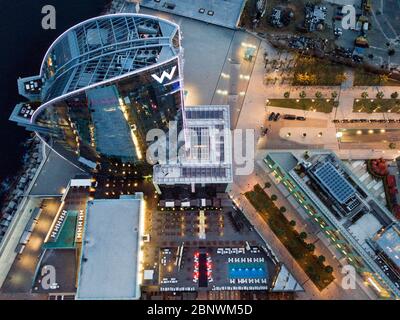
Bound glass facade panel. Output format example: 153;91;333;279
34;57;183;169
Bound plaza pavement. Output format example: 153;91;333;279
235;35;400;160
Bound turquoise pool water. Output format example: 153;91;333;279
228;263;266;279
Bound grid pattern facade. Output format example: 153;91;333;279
313;162;356;204
40;14;180;102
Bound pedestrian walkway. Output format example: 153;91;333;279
231;157;374;300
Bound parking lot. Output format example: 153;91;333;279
332;0;400;67
368;0;400;65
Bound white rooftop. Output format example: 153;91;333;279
76;194;144;300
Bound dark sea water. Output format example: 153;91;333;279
0;0;108;185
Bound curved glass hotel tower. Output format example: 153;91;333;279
11;13;184;172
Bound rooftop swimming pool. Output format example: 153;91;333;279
228;263;266;279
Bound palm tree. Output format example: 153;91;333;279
391;92;398;99
315;91;323;99
318;255;326;264
299;91;307;99
331;91;338;100
361;91;369;99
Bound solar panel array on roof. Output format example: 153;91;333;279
185;110;224;120
192;127;210;161
181;167;227;178
313;161;356;204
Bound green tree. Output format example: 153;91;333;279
306;243;315;252
318;255;326;264
315;91;323;99
264;182;271;189
299;232;308;240
306;266;315;276
376;91;384;99
280;206;287;213
299;91;307;99
289;220;296;227
361;91;369;99
271;194;278;201
284;91;290;98
325;265;334;274
299;231;308;240
331;91;338;99
391;92;398;99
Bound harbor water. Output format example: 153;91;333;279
0;0;109;201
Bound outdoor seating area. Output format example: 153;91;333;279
217;247;246;255
156;243;275;292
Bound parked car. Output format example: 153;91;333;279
283;114;296;120
268;112;276;121
296;116;306;121
273;113;281;121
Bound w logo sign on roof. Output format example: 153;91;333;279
151;66;177;84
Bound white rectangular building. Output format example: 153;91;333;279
153;105;233;192
76;194;144;300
